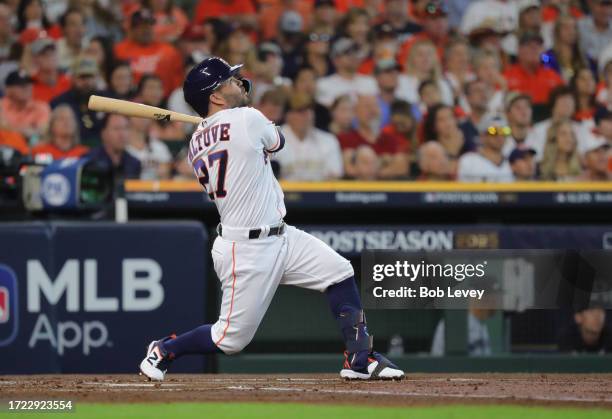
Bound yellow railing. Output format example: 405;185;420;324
125;180;612;193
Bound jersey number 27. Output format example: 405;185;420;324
194;150;228;199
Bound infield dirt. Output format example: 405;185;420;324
1;374;611;409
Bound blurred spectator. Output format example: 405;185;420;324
134;74;184;142
107;61;134;100
539;119;582;181
217;24;255;71
402;0;450;57
275;93;343;181
126;116;172;180
310;0;337;36
358;23;399;75
315;38;378;107
379;100;418;174
542;15;592;83
193;0;256;28
172;147;192;180
276;11;306;79
352;145;380;180
417;141;453;180
374;59;402;127
595;107;612;145
293;66;330;130
251;42;291;104
571;68;597;122
30;38;72;103
508;146;536;181
51;56;105;145
417;79;443;117
339;95;407;178
578;0;612;63
444;38;474;104
256;87;287;126
31;105;88;161
577;130;611;180
17;0;59;43
114;9;183;97
84;36;114;90
423;104;475;172
303;30;332;78
503;92;533;154
142;0;188;44
338;8;371;62
459;79;490;147
56;8;86;72
558;307;612;353
503;31;564;106
472;50;506;117
71;0;122;41
457;114;514;182
0;43;22;92
400;39;453;106
526;86;579;160
379;0;421;38
1;70;50;141
86;113;141;179
460;0;517;48
328;95;354;136
0;4;15;63
596;58;612;108
503;0;546;57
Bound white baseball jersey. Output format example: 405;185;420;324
187;107;286;228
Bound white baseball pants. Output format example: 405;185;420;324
210;224;354;354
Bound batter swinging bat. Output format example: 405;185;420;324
87;95;203;124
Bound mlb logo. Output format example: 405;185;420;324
0;287;8;323
0;264;18;346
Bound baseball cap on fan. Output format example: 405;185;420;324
479;114;510;136
508;146;536;164
73;56;99;77
5;70;32;86
518;0;540;14
31;38;56;55
374;59;400;74
579;130;610;156
279;11;303;34
331;37;358;58
131;8;155;27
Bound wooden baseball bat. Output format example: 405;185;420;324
88;95;203;124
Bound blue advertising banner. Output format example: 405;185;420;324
0;222;208;374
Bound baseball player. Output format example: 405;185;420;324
139;57;404;381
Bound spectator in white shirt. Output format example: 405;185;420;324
275;93;343;181
578;0;612;62
526;86;582;161
315;37;378;108
457;114;514;182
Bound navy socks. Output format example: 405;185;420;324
325;276;363;317
160;324;222;358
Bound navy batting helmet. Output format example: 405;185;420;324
183;56;252;117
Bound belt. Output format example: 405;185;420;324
217;222;285;240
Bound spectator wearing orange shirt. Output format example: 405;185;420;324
0;129;29;156
1;70;50;141
31;105;88;162
30;38;72;103
114;9;183;97
503;31;564;106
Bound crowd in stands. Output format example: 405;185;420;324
0;0;611;182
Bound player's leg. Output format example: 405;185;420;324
139;235;288;380
280;225;404;380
